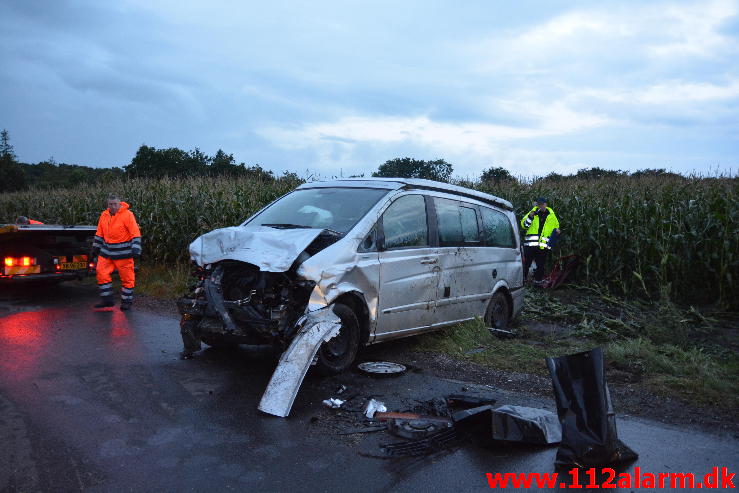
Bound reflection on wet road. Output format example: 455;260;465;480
0;282;737;492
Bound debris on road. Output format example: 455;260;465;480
380;428;460;457
357;361;407;377
547;347;638;467
258;306;342;417
337;425;387;435
322;398;345;409
364;399;387;418
374;411;452;423
490;405;561;444
387;417;453;440
446;389;497;408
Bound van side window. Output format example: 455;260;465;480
381;195;428;249
435;198;480;246
461;206;479;243
481;207;516;248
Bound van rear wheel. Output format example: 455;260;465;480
485;292;510;331
315;303;360;375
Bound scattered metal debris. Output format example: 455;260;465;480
452;404;561;446
380;428;460;457
337;425;387;435
322;398;345;409
364;399;387;419
490;405;561;444
488;327;516;338
357;361;407;376
547;347;638;467
446;389;497;408
387;418;453;440
374;411;452;423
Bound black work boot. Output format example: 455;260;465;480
94;297;114;308
120;287;134;312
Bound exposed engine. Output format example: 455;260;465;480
177;229;342;347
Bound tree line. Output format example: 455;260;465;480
1;128;688;193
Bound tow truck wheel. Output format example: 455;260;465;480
485;291;510;331
315;303;360;375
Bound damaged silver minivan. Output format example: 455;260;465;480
177;178;524;416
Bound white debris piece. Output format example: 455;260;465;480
258;307;342;417
364;399;388;419
322;398;345;409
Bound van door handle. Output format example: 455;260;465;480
420;258;438;265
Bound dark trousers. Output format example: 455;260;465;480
523;246;549;281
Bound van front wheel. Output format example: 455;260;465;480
485;292;510;331
315;303;360;375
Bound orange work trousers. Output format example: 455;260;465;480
96;257;135;288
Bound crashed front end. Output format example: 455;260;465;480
176;225;342;353
176;225;349;417
177;260;316;350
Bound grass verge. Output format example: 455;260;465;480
134;261;191;300
412;287;739;410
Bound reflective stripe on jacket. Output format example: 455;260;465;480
520;207;559;250
93;201;142;259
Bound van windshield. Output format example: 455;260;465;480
245;187;389;234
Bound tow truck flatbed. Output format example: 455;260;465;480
0;224;97;283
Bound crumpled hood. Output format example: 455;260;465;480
189;226;325;272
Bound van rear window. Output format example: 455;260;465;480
481;207;516;248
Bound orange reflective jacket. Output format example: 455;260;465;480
29;219;43;224
93;202;142;259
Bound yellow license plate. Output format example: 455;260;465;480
61;261;88;270
4;265;41;275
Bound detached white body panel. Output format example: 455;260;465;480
258;308;342;417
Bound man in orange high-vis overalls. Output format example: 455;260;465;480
92;194;142;311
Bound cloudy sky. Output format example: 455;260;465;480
1;0;738;178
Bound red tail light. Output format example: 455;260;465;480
3;257;37;267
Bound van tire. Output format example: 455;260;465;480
485;291;510;331
315;303;360;375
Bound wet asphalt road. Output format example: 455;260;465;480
0;282;737;492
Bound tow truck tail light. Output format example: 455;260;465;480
3;256;37;267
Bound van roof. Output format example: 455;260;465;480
297;177;513;211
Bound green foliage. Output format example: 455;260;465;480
372;157;453;182
125;144;275;179
480;166;516;184
476;173;739;308
18;159;125;188
0;129;26;192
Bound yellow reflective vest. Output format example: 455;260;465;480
520;207;559;250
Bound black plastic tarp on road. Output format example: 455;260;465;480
546;347;638;468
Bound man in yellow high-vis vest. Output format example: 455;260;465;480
520;197;561;283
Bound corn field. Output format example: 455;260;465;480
0;174;736;308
